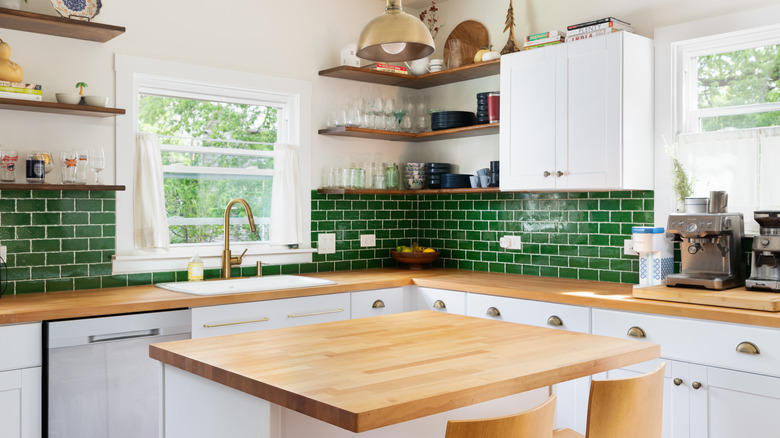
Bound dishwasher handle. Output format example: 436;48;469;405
89;328;161;343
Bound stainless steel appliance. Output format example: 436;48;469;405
746;211;780;291
666;211;745;290
45;309;191;438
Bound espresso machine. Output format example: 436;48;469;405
666;191;745;290
746;211;780;291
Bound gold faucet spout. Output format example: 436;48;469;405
222;198;257;279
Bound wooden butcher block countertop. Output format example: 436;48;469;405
149;310;660;433
3;268;780;328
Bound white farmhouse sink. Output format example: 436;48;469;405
155;275;336;296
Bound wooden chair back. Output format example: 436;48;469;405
585;362;666;438
444;394;556;438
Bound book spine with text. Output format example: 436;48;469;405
0;86;43;95
0;91;43;101
523;41;564;51
524;36;565;47
566;28;625;42
567;17;630;31
567;21;634;36
525;30;566;42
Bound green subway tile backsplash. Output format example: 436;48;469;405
0;189;653;295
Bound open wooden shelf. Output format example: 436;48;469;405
319;123;499;142
0;98;125;117
318;59;500;90
0;183;125;191
0;7;125;42
318;187;499;195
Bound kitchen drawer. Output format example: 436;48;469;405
351;288;404;319
466;293;590;333
0;322;41;372
415;288;466;315
592;309;780;378
281;293;350;328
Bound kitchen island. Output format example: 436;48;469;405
150;310;659;437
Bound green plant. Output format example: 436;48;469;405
664;138;694;202
75;81;88;95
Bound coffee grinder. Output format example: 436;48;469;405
746;211;780;291
666;191;745;290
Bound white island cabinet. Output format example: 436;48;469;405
0;322;42;438
499;31;653;191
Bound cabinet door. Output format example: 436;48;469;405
0;369;23;438
703;366;780;438
562;34;622;189
500;45;560;190
351;288;404;319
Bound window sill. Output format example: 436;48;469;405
112;247;315;275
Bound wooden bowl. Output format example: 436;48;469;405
390;250;440;270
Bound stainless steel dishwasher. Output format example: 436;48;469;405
45;309;191;438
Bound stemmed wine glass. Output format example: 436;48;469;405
89;148;105;184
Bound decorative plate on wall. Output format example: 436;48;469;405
50;0;102;21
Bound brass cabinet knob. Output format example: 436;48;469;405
556;171;564;177
692;381;702;390
736;341;760;355
372;299;386;309
673;378;683;386
433;300;446;309
543;171;551;177
547;315;563;327
627;326;647;338
486;307;501;317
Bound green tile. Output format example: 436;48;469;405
47;199;75;211
46;278;74;292
61;212;89;224
48;226;75;238
47;252;74;265
16;199;45;212
6;267;30;281
15;280;44;294
16;226;45;239
31;266;60;279
3;213;31;226
61;264;89;277
75;277;102;290
128;273;152;286
90;213;114;225
89;263;112;276
1;190;31;199
62;238;89;251
76;199;103;212
101;275;128;288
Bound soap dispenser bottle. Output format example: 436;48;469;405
188;253;204;281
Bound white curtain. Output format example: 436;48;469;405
134;133;170;250
270;143;302;246
678;127;780;233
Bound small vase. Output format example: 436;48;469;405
0;0;21;10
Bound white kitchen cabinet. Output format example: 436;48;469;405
0;322;42;438
500;31;653;191
350;288;404;319
466;293;591;434
413;288;466;315
593;308;780;438
191;293;350;338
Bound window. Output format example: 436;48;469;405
114;55;313;274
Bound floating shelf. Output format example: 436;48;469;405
0;183;125;191
318;59;500;90
318;187;500;195
0;98;126;117
0;7;125;42
318;123;499;142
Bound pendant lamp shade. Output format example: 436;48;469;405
356;0;435;62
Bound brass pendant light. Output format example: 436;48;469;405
356;0;435;62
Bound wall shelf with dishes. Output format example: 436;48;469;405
0;7;125;42
318;123;498;142
317;187;500;195
0;183;125;191
0;97;125;117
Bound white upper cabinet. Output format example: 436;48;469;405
500;32;653;191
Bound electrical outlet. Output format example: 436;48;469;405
0;245;6;261
318;233;336;254
499;235;522;250
624;239;638;256
360;234;376;247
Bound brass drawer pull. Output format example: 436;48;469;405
288;309;344;318
547;315;563;327
203;317;269;328
673;378;683;386
486;307;501;317
736;341;760;355
627;326;646;338
433;300;446;309
372;300;386;309
692;381;702;390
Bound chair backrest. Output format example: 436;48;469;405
585;362;666;438
444;394;556;438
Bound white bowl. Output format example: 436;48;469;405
84;95;108;107
55;93;81;105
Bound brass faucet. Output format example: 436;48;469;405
221;198;257;279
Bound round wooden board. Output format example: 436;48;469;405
443;20;490;67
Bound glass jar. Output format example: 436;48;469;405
385;162;399;189
26;153;45;183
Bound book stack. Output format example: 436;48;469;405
523;30;565;51
364;63;408;75
566;17;634;42
0;81;43;101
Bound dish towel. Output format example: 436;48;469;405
270;143;302;246
134;133;170;250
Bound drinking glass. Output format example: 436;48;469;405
75;148;88;184
447;39;463;69
60;151;78;184
384;98;397;132
89;148;106;184
0;149;18;182
373;96;385;130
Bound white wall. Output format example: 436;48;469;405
2;0;778;192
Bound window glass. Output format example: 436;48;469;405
138;94;278;245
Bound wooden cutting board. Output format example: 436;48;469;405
633;285;780;312
443;20;490;68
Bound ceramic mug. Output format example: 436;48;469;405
469;175;479;188
429;58;444;72
479;175;491;187
405;58;430;75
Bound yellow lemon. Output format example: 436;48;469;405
423;248;436;253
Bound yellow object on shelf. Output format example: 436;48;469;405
0;38;24;83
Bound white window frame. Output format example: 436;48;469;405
113;54;313;274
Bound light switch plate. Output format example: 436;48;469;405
499;235;522;250
318;233;336;254
624;239;638;256
360;234;376;247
